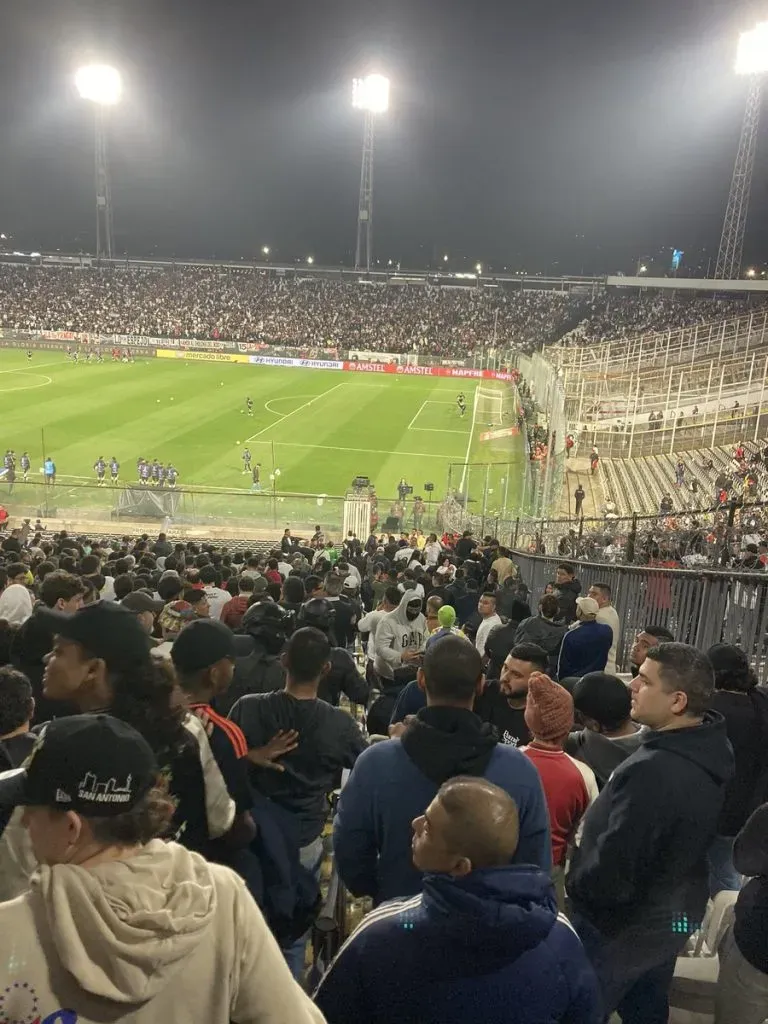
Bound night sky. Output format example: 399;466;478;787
1;0;766;274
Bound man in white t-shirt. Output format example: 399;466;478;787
199;566;231;621
475;591;502;659
588;583;621;675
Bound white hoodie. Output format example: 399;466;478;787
0;840;325;1024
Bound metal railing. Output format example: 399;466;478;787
512;552;768;674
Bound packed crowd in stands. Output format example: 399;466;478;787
0;265;577;355
0;515;766;1022
2;263;768;356
559;292;768;347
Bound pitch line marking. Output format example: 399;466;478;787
264;395;318;415
408;400;429;430
245;381;346;440
0;373;53;393
408;399;470;433
459;385;481;493
246;440;462;459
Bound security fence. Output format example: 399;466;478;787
511;553;768;674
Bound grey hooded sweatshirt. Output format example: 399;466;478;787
373;592;426;681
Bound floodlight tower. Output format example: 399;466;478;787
352;74;389;272
75;64;122;260
715;23;768;280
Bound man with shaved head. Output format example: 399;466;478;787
316;776;600;1024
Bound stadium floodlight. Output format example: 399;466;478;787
475;263;483;274
747;267;757;277
353;74;390;272
262;246;270;256
75;64;122;105
716;24;768;279
443;254;449;262
352;74;390;114
639;264;648;274
736;22;768;75
76;64;122;261
307;255;314;264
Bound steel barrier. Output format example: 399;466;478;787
512;553;768;674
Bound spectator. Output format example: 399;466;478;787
220;602;290;714
120;590;164;637
316;777;600;1024
0;666;35;769
521;673;598;902
567;643;734;1022
706;643;768;896
566;671;645;789
484;598;531;680
295;598;369;707
372;592;426;687
171;619;256;857
323;573;358;648
514;593;568;670
220;573;255;629
629;624;674;674
200;565;231;620
474;591;501;658
230;627;367;972
0;584;33;627
0;715;322;1024
574;484;585;517
0;602;237;901
716;802;768;1023
334;635;551;903
553;562;581;624
556;597;612;682
474;642;549;748
10;570;85;724
587;582;621;674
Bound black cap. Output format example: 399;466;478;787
171;618;249;673
4;715;157;816
37;602;152;666
572;672;631;727
121;591;164;614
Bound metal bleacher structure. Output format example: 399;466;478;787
550;302;768;518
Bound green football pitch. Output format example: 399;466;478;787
0;351;526;529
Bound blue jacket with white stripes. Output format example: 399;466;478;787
314;864;602;1024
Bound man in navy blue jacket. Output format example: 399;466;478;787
317;776;599;1024
557;597;612;682
567;642;734;1024
333;635;551;903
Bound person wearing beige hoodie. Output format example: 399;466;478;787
0;714;325;1024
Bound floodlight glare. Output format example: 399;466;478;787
353;74;390;114
736;22;768;76
75;64;122;105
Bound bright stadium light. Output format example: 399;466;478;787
352;74;390;114
76;64;122;260
353;74;390;272
747;266;757;277
75;64;122;105
476;263;483;274
443;254;449;262
307;255;314;264
716;24;768;279
262;245;270;256
736;22;768;75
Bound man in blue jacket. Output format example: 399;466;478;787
317;776;599;1024
567;642;734;1024
333;634;551;903
557;596;612;682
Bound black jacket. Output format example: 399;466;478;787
733;803;768;974
215;638;286;715
554;578;581;625
230;690;367;846
567;712;734;936
10;608;78;726
318;648;369;708
710;688;768;836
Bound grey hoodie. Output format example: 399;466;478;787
565;724;646;789
0;839;324;1024
373;591;426;681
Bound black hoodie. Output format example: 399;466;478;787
568;711;734;936
554;578;581;624
733;803;768;973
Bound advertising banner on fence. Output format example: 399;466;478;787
342;361;515;381
247;355;344;370
156;349;250;364
479;425;519;442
